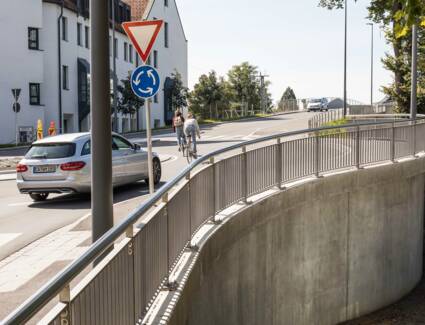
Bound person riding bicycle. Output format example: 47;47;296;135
184;112;201;154
173;110;186;151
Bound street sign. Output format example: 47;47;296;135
13;103;21;113
122;20;163;63
12;89;21;101
131;65;160;99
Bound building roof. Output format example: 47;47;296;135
143;0;187;42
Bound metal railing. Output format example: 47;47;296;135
3;117;425;325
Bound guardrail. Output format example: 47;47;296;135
3;117;425;325
308;104;398;129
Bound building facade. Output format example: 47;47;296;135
0;0;187;144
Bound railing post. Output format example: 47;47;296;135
314;133;321;178
391;122;396;163
355;125;360;169
164;194;178;291
210;157;220;225
59;285;72;325
413;119;417;157
242;146;250;204
275;138;283;189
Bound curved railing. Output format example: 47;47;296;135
3;117;425;325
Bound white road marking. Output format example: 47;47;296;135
0;234;21;248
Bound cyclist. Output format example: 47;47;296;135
173;110;186;151
184;112;201;155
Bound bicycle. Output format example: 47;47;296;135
183;136;197;163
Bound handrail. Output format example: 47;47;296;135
3;116;425;324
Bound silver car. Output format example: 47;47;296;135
16;133;162;202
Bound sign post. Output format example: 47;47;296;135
123;20;163;195
12;89;21;146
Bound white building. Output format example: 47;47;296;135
0;0;187;144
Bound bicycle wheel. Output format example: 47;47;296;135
186;149;193;163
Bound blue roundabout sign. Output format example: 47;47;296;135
131;65;161;99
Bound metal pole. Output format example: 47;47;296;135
367;23;374;109
15;97;18;146
112;0;118;132
91;0;114;243
411;24;418;120
146;99;154;195
343;0;348;118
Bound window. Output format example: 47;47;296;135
77;23;82;46
85;26;89;48
164;22;169;48
81;141;91;156
62;17;68;41
26;143;76;159
114;38;118;58
28;27;39;50
165;0;169;6
129;44;133;63
153;50;158;68
29;83;41;105
62;66;69;90
124;42;128;61
113;136;132;150
136;52;139;66
154;94;158;103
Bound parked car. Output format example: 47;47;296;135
307;98;329;112
16;133;161;202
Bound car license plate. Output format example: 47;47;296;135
33;165;57;174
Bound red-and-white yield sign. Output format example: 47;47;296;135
122;20;163;63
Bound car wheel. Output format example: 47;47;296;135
29;193;49;202
145;158;162;186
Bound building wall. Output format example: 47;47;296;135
0;0;45;144
0;0;188;143
42;4;137;134
144;0;188;128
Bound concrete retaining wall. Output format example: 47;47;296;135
168;158;425;325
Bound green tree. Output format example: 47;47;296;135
189;71;229;119
278;87;298;112
227;62;261;111
116;73;144;117
227;62;273;112
170;70;189;112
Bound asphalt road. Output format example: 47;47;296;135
0;112;315;322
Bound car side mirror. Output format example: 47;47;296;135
133;143;141;151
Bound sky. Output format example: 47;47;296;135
177;0;393;104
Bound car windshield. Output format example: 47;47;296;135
25;143;76;159
310;99;322;103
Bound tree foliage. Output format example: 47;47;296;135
170;70;189;111
278;87;298;112
189;63;273;119
281;87;297;100
116;73;144;116
189;71;231;119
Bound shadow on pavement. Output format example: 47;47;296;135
27;181;167;210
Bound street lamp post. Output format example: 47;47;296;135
91;0;114;243
411;24;418;120
343;0;348;118
367;23;374;108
